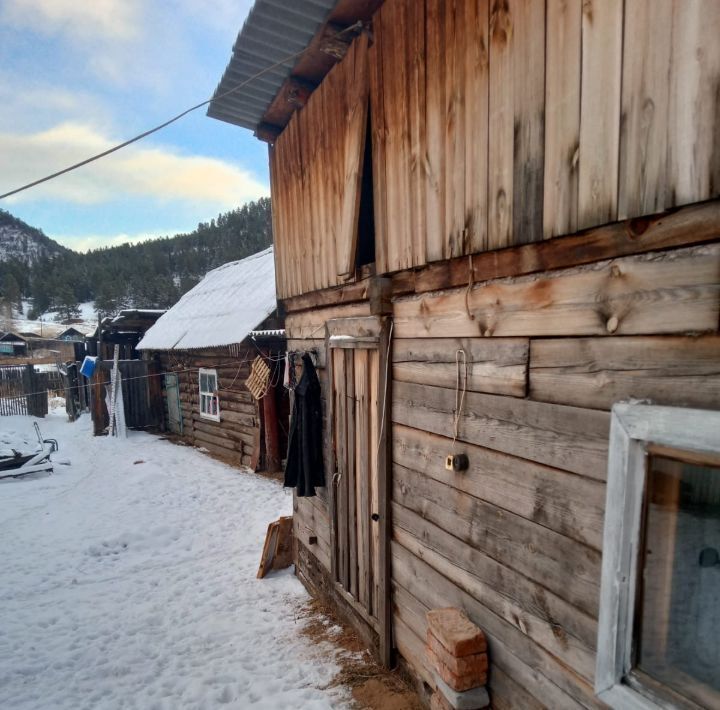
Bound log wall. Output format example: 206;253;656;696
287;232;720;707
156;346;263;470
270;0;720;298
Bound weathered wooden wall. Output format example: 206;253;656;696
285;231;720;707
157;347;261;469
388;239;720;707
270;0;720;298
271;35;370;299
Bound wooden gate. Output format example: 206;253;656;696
0;365;49;417
328;316;392;665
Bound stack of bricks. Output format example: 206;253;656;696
425;608;490;710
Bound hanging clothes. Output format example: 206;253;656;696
284;353;325;497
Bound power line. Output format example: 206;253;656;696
0;22;363;201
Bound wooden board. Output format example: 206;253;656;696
391;541;603;707
270;33;370;297
618;0;672;219
667;0;720;208
392;337;528;397
577;0;623;228
392;244;720;339
392;521;597;683
543;0;581;238
393;423;605;550
393;465;601;618
257;516;294;578
530;335;720;411
286;302;371;340
393;379;610;480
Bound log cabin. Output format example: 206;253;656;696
209;1;720;707
137;248;288;472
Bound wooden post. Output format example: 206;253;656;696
262;356;281;472
377;316;393;668
91;364;110;435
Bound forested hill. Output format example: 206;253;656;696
0;198;272;319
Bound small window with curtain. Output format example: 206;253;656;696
596;403;720;710
199;368;220;421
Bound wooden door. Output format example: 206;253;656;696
164;373;182;434
328;316;391;665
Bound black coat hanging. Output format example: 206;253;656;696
284;353;325;497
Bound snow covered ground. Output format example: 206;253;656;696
0;409;347;709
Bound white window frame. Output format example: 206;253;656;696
198;368;220;422
596;403;720;710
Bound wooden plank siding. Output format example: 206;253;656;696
270;34;370;298
269;0;720;299
265;0;720;706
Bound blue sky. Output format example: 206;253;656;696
0;0;270;251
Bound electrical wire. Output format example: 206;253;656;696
0;22;364;201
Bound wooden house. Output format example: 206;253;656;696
137;248;288;473
0;331;28;357
87;309;165;360
209;1;720;708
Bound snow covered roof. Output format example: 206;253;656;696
137;247;277;351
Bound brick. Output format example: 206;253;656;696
430;691;454;710
426;608;487;657
427;646;488;691
427;631;489;677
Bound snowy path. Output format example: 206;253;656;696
0;411;346;710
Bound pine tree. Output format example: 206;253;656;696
55;285;81;322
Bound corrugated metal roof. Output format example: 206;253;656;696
207;0;337;131
137;248;277;351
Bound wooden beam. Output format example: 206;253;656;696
407;200;720;296
319;22;359;60
280;201;720;315
285;77;317;109
254;122;283;143
392;244;720;339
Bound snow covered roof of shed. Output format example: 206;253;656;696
137;247;277;351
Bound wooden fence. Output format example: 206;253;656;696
90;360;163;435
0;365;50;417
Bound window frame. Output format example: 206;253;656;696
596;403;720;710
198;367;220;422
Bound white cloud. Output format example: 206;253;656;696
0;0;142;40
52;231;176;254
0;122;269;208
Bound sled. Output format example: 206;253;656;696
0;423;58;480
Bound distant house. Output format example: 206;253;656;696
56;326;85;342
0;331;27;357
137;248;288;473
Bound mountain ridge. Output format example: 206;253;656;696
0;198;273;321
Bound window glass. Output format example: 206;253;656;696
635;453;720;706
